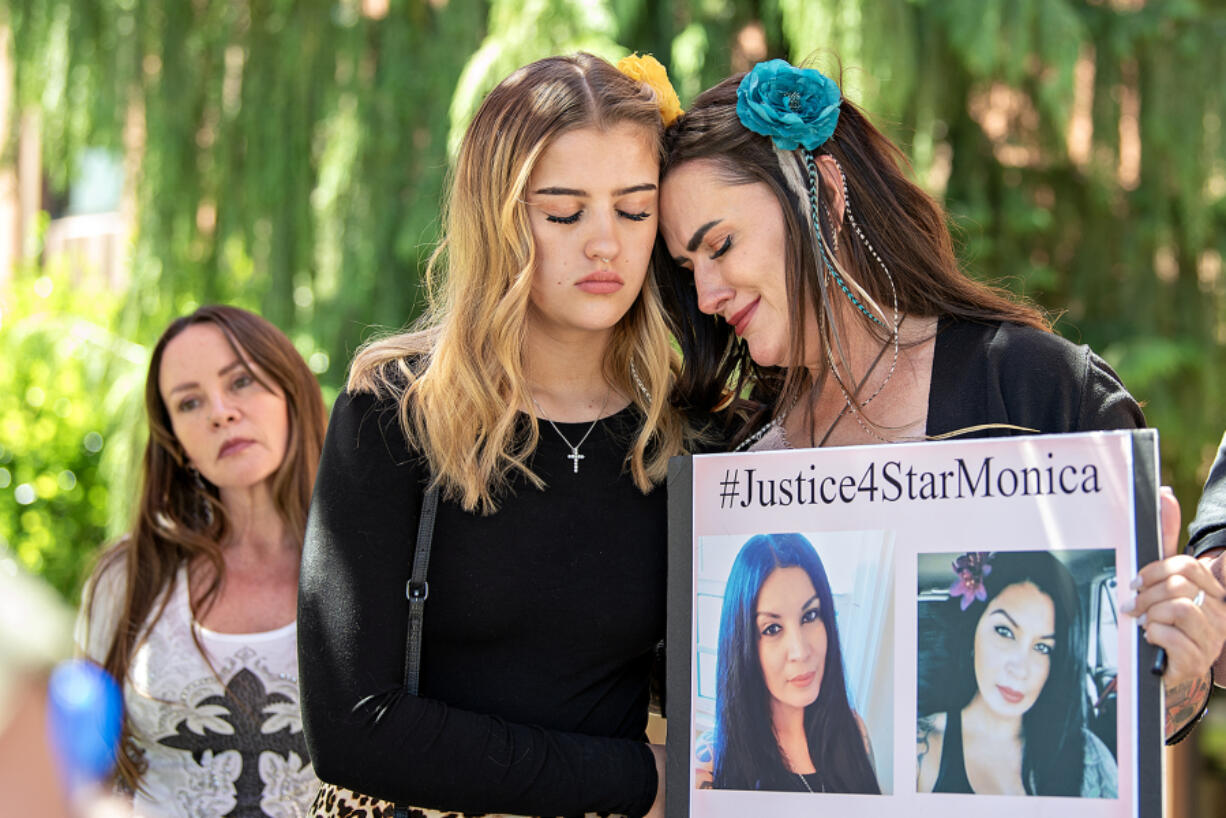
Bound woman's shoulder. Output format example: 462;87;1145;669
938;316;1082;368
933;317;1143;433
327;378;418;458
939;317;1128;388
75;544;174;663
915;712;947;792
1080;728;1119;798
852;709;877;769
916;711;947;742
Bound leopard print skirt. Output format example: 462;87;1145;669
310;782;622;818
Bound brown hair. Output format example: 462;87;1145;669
82;304;327;788
351;53;694;512
658;74;1048;442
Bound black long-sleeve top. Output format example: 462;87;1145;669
298;389;665;817
926;317;1145;436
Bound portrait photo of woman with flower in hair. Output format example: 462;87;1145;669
915;549;1119;798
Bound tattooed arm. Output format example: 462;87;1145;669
1165;674;1212;739
1162;547;1224;739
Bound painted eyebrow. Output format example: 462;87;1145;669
988;608;1019;628
988;608;1055;640
756;594;821;620
685;220;722;253
531;183;658;197
167;359;247;394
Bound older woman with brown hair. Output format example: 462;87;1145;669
77;304;327;817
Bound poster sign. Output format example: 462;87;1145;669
666;430;1162;817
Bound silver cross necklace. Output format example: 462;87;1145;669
532;387;611;474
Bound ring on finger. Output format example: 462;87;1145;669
1193;589;1206;608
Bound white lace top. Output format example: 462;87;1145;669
77;564;318;818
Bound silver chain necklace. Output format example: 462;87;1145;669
532;389;611;474
796;771;825;793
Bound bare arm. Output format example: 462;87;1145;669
854;711;876;773
915;713;945;793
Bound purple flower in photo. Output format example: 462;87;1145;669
949;552;993;610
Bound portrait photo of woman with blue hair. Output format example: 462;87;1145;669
698;532;882;794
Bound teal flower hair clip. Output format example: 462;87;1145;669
736;59;841;151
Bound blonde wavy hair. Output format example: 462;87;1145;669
350;53;691;512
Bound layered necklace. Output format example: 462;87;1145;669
734;318;902;452
532;387;611;474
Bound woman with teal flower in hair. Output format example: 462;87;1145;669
656;59;1225;743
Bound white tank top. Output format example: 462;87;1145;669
78;564;318;817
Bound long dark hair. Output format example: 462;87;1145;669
713;533;879;793
657;73;1048;443
919;550;1088;795
82;305;327;789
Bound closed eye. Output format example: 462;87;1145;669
546;209;651;224
710;236;732;259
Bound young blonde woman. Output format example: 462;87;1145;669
298;53;695;818
77;305;328;817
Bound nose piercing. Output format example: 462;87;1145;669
600;256;611;264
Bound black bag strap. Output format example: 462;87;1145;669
395;481;440;818
403;481;439;694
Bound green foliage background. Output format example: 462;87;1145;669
2;0;1225;612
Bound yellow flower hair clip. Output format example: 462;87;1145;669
617;53;683;126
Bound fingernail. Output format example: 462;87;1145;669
1120;596;1136;614
1138;613;1148;627
1131;576;1144;591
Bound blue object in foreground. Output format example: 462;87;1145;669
46;659;123;789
